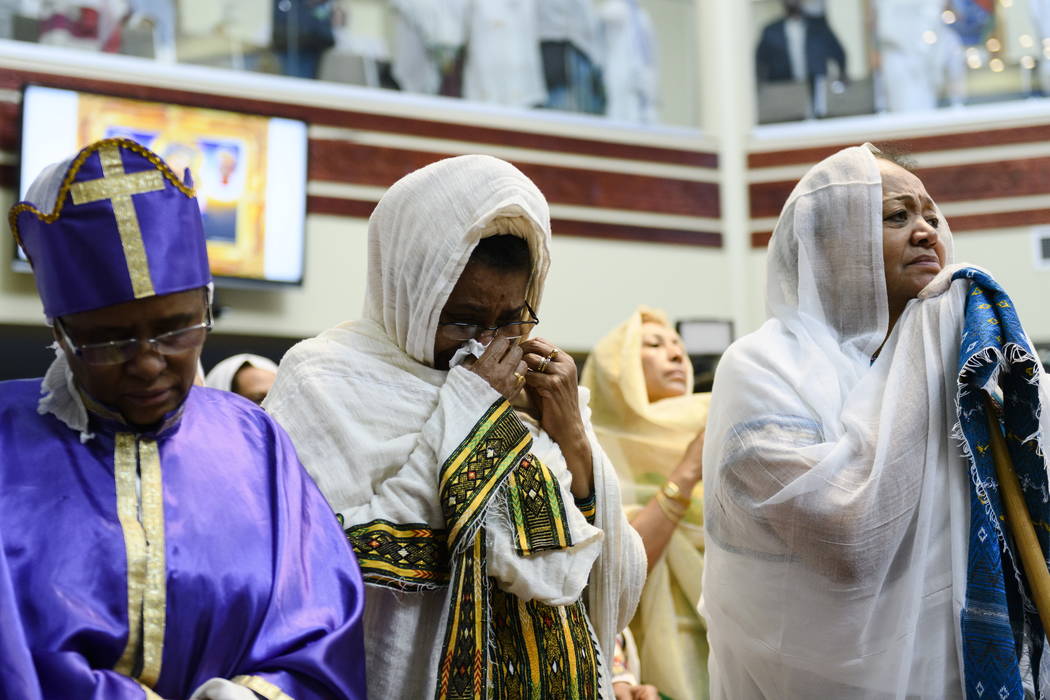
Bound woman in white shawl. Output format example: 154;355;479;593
204;353;278;404
265;154;645;699
702;145;1050;698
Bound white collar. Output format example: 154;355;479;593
37;346;95;443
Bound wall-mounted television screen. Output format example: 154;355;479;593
16;85;308;287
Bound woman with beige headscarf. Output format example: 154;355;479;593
582;307;710;700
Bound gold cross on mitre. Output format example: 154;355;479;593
69;143;165;298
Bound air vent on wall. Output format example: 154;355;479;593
1034;226;1050;269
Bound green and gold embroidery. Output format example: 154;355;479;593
345;519;450;589
506;455;572;556
439;400;532;549
347;397;593;699
488;588;601;700
436;535;489;700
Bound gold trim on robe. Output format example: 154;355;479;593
137;438;166;686
112;434;167;687
233;674;297;700
113;432;147;676
134;679;165;700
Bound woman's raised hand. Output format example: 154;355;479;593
520;337;594;497
670;427;705;493
467;337;528;401
520;337;585;445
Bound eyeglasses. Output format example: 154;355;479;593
437;300;539;342
56;306;212;366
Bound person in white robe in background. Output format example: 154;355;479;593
875;0;964;112
599;0;658;123
462;0;548;108
537;0;603;112
389;0;467;95
265;154;645;699
1029;0;1050;95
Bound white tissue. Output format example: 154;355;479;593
449;338;489;369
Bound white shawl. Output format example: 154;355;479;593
204;354;277;393
265;155;644;699
702;145;1049;698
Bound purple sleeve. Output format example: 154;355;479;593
31;654;159;699
227;421;368;700
0;525;44;700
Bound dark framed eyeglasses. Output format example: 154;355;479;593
437;300;539;342
56;305;212;366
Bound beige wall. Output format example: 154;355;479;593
0;201;732;353
954;230;1050;341
541;236;728;349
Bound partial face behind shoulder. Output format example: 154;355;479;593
433;260;531;371
640;321;689;403
57;288;207;428
232;365;276;405
879;159;947;320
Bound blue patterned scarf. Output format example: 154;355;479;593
954;267;1048;699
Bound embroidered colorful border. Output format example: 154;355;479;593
435;535;488;700
438;399;532;550
488;589;601;700
574;491;597;526
506;455;572;556
344;519;450;590
953;267;1048;699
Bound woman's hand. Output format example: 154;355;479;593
629;427;704;572
669;427;705;494
467;337;527;401
613;682;659;700
520;337;594;497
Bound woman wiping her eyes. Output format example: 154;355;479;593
265;154;646;699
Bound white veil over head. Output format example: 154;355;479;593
362;154;551;366
702;145;974;698
267;154;644;698
766;144;954;370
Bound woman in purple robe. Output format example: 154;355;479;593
1;138;366;699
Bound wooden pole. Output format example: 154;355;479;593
984;394;1050;635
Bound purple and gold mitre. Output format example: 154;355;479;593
9;138;211;318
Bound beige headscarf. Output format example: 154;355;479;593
581;306;710;700
581;306;709;533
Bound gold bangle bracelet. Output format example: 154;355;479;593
655;490;685;523
661;480;692;507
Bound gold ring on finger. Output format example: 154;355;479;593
549;347;559;359
514;372;526;386
537;356;551;373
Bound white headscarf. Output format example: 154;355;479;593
362;154;550;366
703;145;984;697
204;354;278;393
266;155;644;698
